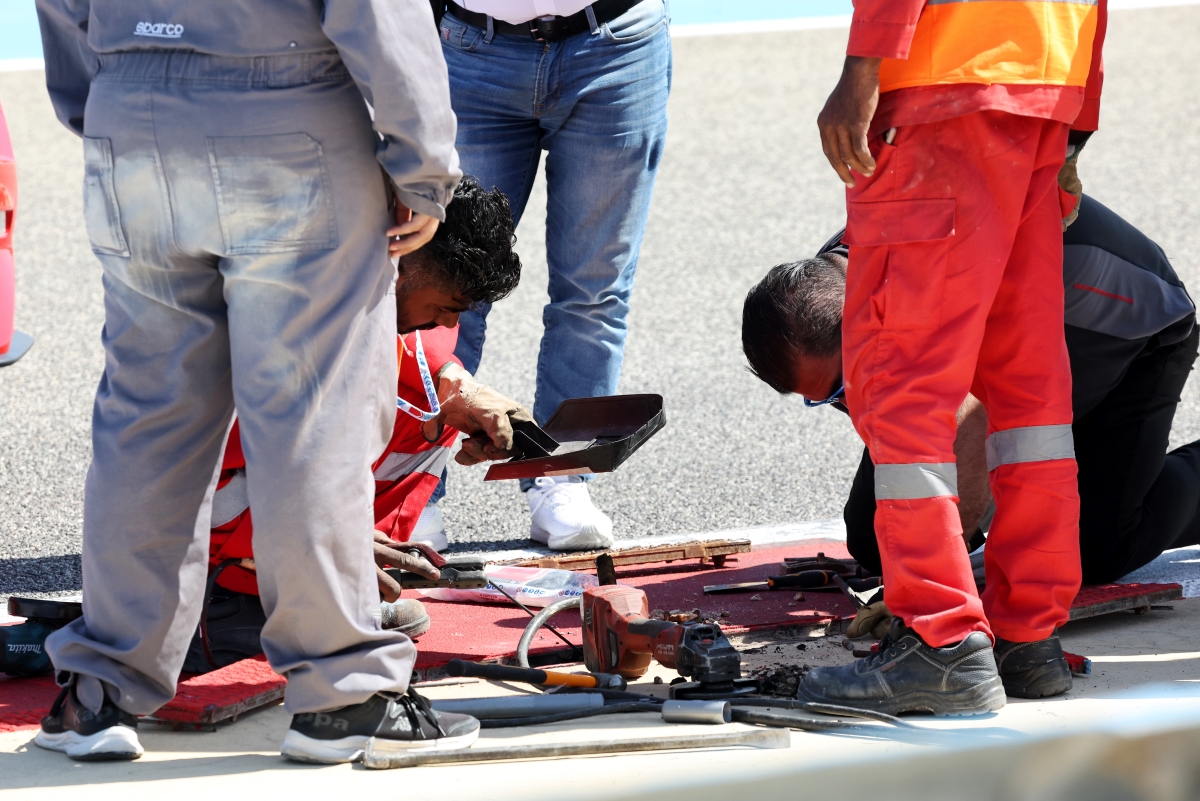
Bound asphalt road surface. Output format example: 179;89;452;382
2;5;1199;597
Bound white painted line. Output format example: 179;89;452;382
671;16;851;38
468;518;848;563
1109;0;1200;8
0;58;44;73
1090;651;1200;663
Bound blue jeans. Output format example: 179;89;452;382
436;0;671;496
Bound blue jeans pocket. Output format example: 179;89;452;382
207;133;338;255
440;15;483;51
602;0;668;43
82;137;130;257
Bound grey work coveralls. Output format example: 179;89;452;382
36;0;461;715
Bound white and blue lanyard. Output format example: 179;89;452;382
396;330;441;422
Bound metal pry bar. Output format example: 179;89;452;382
362;727;789;769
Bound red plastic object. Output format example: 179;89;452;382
1063;650;1092;676
0;100;31;366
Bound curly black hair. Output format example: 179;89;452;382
422;175;521;305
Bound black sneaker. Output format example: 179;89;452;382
798;619;1006;715
182;587;267;673
34;680;143;761
993;635;1072;699
281;687;479;764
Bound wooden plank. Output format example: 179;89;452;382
506;539;752;570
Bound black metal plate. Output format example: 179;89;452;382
485;394;665;481
7;596;83;622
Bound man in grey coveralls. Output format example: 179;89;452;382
34;0;482;763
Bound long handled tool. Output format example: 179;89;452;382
363;727;788;769
445;658;627;690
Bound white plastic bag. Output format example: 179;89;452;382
417;565;597;608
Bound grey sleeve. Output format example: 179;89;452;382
322;0;461;221
35;0;98;137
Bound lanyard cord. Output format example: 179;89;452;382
396;330;441;422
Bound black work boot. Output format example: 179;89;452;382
799;619;1006;715
993;635;1072;699
35;679;143;761
281;687;479;764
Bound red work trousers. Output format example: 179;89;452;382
842;111;1081;646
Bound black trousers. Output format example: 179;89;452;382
845;327;1200;583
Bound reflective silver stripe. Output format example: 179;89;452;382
373;446;451;483
875;462;958;500
211;470;250;528
985;425;1075;472
1064;244;1195;340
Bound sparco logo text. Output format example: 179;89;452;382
134;22;184;38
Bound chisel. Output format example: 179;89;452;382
703;571;838;595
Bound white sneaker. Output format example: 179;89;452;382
409;503;448;552
526;477;614;551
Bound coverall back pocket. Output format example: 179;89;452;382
207;133;338;255
844;198;956;330
82;137;130;257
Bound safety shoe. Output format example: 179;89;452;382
35;680;144;761
410;503;448;552
182;587;267;673
993;635;1072;699
281;687;479;764
798;619;1006;716
380;599;431;638
526;476;614;551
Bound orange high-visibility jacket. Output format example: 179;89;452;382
876;0;1099;94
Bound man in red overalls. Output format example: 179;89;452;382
189;177;529;670
799;0;1106;714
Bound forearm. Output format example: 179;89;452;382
954;393;992;538
322;0;461;220
36;0;98;136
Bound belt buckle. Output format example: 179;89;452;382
529;16;566;42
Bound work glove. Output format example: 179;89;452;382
373;531;440;603
846;599;893;640
1059;145;1084;231
421;362;533;466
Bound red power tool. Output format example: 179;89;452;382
581;584;758;700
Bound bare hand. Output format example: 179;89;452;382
387;200;440;258
372;530;440;602
817;56;882;187
420;363;532;466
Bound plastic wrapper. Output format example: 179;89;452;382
417;565;597;607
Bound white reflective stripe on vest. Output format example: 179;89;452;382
875;462;958;500
985;424;1076;472
211;469;250;528
373;446;451;483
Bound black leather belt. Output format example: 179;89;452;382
445;0;641;41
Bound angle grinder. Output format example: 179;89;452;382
581;584;758;700
2;597;82;677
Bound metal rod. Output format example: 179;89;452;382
488;581;580;653
363;727;789;769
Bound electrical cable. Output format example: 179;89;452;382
516;596;583;669
732;697;915;728
478;702;663;729
730;708;857;732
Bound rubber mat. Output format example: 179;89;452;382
0;656;286;734
1;540;1184;732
